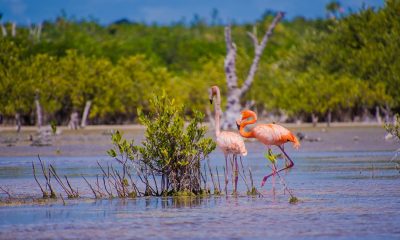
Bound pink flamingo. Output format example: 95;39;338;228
236;110;300;187
209;86;247;194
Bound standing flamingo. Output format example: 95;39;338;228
236;110;300;187
209;86;247;194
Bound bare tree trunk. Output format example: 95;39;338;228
312;113;318;127
15;113;21;132
1;24;7;37
11;22;16;37
380;103;391;123
29;23;42;41
35;92;43;129
375;106;382;124
326;109;332;127
222;12;284;129
81;100;92;128
68;111;79;130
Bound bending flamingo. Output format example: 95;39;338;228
236;110;300;187
209;86;247;194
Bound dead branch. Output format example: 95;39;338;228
0;186;12;198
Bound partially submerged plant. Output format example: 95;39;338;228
265;149;299;203
107;93;216;196
385;114;400;171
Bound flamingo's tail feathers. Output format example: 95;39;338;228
241;148;248;156
290;133;300;150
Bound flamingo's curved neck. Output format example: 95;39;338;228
239;112;257;138
213;87;221;137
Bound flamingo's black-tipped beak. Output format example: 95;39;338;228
236;122;240;130
209;99;213;104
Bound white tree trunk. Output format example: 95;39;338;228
1;24;7;37
11;22;16;37
15;113;21;132
68;111;79;130
375;106;382;124
35;93;43;129
81;100;92;128
326;110;332;127
221;12;284;129
312;113;318;127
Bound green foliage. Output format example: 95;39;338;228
265;149;282;165
385;114;400;141
289;196;299;204
1;3;399;124
107;93;216;195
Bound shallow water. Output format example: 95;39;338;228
0;127;399;239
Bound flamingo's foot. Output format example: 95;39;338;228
261;165;278;187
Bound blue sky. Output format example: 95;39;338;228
0;0;384;25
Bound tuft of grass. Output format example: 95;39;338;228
289;196;299;204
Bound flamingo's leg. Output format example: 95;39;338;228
224;154;229;195
261;145;295;187
271;163;277;195
234;155;239;194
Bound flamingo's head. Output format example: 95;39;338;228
240;110;257;121
209;86;218;104
236;118;241;130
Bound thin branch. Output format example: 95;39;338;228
32;161;47;197
0;186;12;198
240;11;284;96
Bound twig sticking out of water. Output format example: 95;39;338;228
223;166;228;196
82;175;106;199
0;186;12;199
49;164;79;198
60;194;66;206
268;165;298;203
33;155;56;198
207;159;219;194
216;166;222;195
32;161;47;198
238;156;250;193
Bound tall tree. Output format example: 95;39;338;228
221;12;284;129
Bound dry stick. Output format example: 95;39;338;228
150;170;159;195
126;170;140;196
207;159;218;193
65;176;79;198
223;166;228;196
216;166;222;194
238;156;250;192
97;162;114;196
110;166;123;197
32;161;47;197
268;165;295;198
0;186;12;198
95;175;107;197
114;168;127;197
248;167;263;197
38;155;56;198
102;175;113;197
49;165;72;197
202;163;209;190
82;175;98;198
60;194;66;206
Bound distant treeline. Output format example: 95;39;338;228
0;0;399;126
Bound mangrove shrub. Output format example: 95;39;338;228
108;93;216;196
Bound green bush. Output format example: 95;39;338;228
108;93;216;196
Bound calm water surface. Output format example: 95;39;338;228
0;127;399;239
